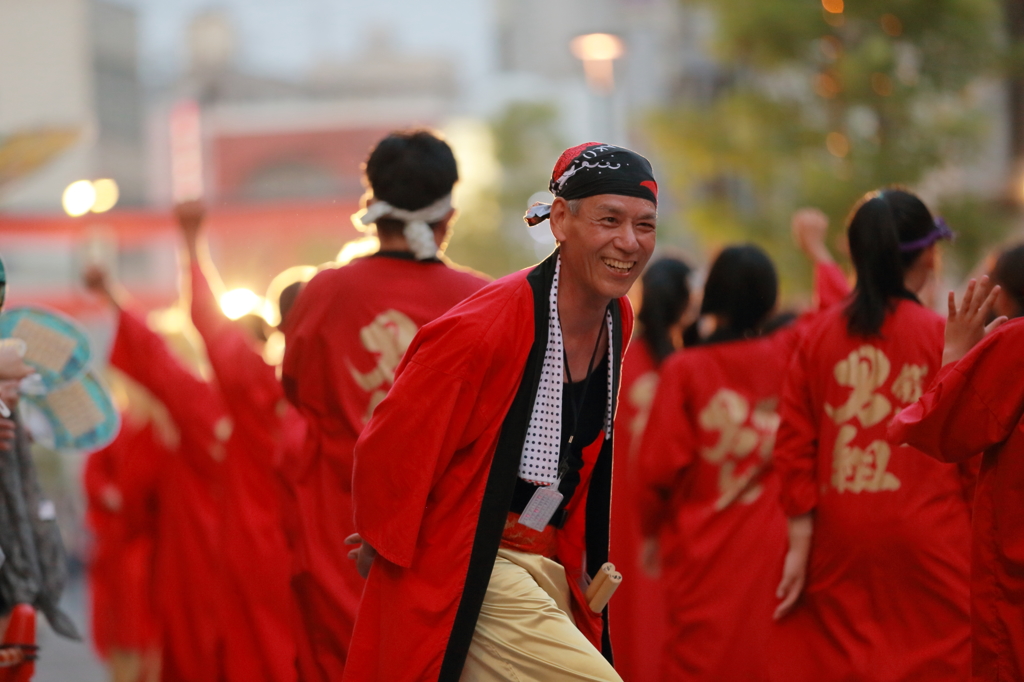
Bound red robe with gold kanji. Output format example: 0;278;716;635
889;316;1024;682
84;417;165;660
628;262;848;681
188;262;300;682
771;300;972;681
639;330;795;681
280;254;488;680
608;339;667;682
110;310;231;682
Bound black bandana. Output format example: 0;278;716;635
525;142;658;226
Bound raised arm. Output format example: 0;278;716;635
792;207;849;310
177;201;231;342
84;266;228;468
176;202;279;410
889;281;1021;463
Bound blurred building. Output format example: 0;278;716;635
0;0;145;211
488;0;708;146
148;13;459;207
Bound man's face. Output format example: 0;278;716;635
550;194;656;302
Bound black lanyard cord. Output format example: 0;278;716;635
559;318;606;479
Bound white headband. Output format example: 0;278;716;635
352;193;453;261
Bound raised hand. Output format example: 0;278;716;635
0;340;32;382
82;264;109;295
791;208;834;265
943;276;1006;366
82;264;125;309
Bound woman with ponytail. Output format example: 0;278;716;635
635;210;847;681
770;189;972;681
609;256;693;682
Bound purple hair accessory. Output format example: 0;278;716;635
899;217;955;252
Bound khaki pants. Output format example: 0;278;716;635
461;548;622;682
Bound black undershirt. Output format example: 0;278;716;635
509;353;609;528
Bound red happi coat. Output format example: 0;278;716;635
638;333;794;681
771;300;973;681
345;252;633;682
627;262;848;681
608;339;667;682
188;263;300;682
889;317;1024;682
280;254;488;680
110;310;231;682
84;417;165;659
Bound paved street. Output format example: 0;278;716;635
34;574;106;682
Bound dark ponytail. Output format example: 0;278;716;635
700;244;778;345
637;257;692;365
844;188;934;337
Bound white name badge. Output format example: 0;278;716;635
518;483;564;531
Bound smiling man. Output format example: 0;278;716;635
342;143;657;681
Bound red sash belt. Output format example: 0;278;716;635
500;512;558;558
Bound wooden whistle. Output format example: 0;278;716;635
585;562;616;602
588;571;622;613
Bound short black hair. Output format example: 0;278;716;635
364;130;458;212
700;244;778;344
992;243;1024;317
277;281;303;331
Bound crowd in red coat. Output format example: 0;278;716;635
80;188;1023;682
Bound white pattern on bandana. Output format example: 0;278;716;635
518;255;614;486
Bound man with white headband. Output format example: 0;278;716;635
281;129;489;681
344;142;658;681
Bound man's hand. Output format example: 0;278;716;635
0;341;32;382
791;208;834;265
943;276;1006;367
774;513;813;621
345;533;378;579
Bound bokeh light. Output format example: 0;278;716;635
219;288;263;320
336;237;380;267
871;73;895;97
570;33;625;62
826;132;850;157
90;178;119;213
814;72;841;99
62;180;96;217
881;14;903;37
821;0;843;14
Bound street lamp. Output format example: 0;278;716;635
571;33;626;143
570;33;625;95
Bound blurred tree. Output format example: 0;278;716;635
650;0;1012;290
445;102;566;277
